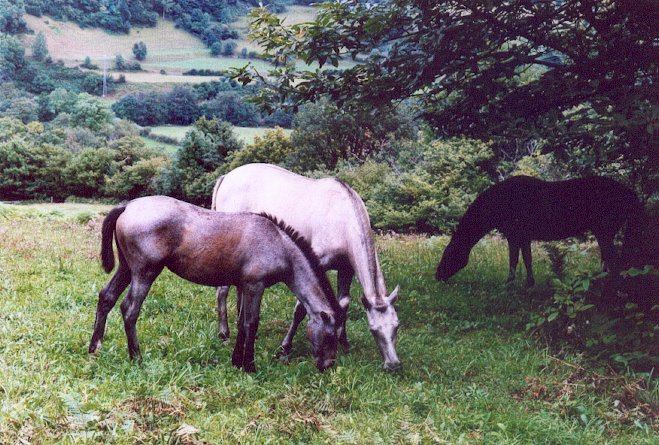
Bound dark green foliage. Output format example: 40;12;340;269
0;117;172;201
227;127;294;170
200;91;259;126
287;98;417;171
0;34;26;81
222;40;237;56
528;267;658;370
0;0;28;34
114;54;141;71
31;32;49;62
241;1;658;199
166;86;200;125
162;117;242;205
132;41;147;61
336;138;494;233
80;56;98;70
210;41;222;57
111;92;168;126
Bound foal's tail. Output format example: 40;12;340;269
622;198;649;268
101;205;127;273
210;175;225;211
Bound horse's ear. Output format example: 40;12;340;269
361;295;372;310
387;285;400;305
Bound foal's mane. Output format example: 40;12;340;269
258;213;340;314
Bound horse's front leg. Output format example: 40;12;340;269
120;271;159;361
89;264;131;354
521;241;535;287
336;266;354;351
234;282;264;373
278;301;306;360
507;240;520;283
216;286;231;342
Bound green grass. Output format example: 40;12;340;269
148;126;291;145
140;137;179;154
146;57;273;73
0;211;656;443
148;125;191;143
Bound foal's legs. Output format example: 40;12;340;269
507;240;520;283
336;266;353;350
232;283;264;372
279;301;306;358
216;286;231;341
89;263;131;353
120;268;161;361
521;241;535;287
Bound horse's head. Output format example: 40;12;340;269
362;285;401;372
306;311;338;372
435;240;469;281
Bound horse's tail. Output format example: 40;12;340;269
622;197;649;268
101;205;127;273
211;174;225;211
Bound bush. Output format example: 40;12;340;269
528;267;658;370
227;127;294;170
132;41;147;61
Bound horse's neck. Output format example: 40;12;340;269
455;204;491;251
346;219;387;301
288;262;334;317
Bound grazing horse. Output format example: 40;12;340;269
88;196;340;373
211;163;401;371
436;176;646;286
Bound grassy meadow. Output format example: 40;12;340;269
0;205;656;444
147;125;292;145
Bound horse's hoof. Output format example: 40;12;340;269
243;363;257;373
231;354;243;368
275;345;291;362
339;339;351;352
218;332;230;343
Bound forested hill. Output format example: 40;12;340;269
13;0;299;45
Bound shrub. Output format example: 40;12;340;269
132;41;147;61
31;32;49;62
227;127;294;170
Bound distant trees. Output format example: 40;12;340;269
0;35;26;81
0;0;27;34
132;41;147;61
31;32;49;62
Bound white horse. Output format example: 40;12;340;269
212;163;401;371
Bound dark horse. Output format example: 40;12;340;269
89;196;341;373
436;176;646;286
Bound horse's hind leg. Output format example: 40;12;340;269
278;301;307;359
336;266;353;351
120;269;161;361
216;286;231;342
89;263;131;354
232;283;264;372
596;235;619;276
521;241;535;287
507;240;520;283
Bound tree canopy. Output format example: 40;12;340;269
239;0;658;197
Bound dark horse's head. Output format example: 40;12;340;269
306;311;339;372
435;240;470;281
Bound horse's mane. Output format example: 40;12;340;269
258;213;340;315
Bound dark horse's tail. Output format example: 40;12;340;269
101;205;127;273
621;196;649;268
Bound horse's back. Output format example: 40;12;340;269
214;164;362;256
482;176;637;240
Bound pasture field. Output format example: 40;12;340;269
0;207;656;444
148;125;291;145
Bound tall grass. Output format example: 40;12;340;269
0;214;655;443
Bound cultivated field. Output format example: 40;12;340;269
0;206;655;444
